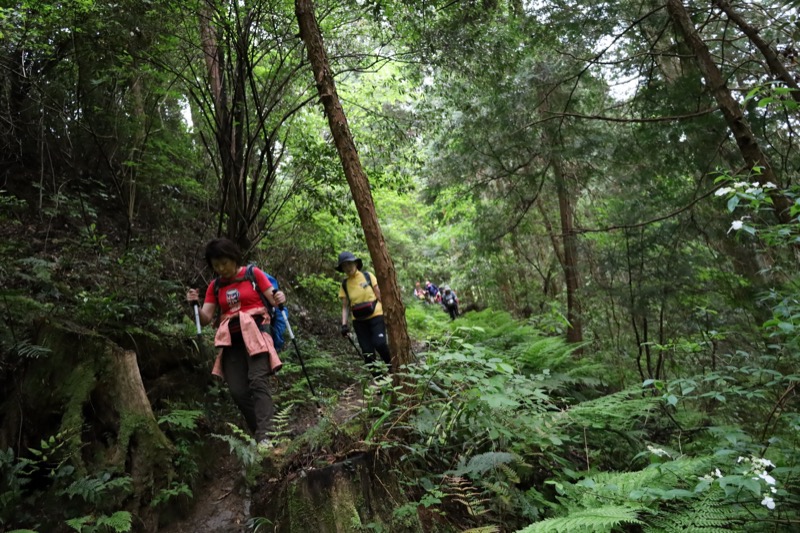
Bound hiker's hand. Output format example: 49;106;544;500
340;324;349;336
273;290;286;306
186;289;200;305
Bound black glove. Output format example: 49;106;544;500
340;324;350;336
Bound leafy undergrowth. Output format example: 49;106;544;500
6;303;799;532
324;304;800;532
159;304;800;532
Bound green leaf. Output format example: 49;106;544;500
666;394;678;406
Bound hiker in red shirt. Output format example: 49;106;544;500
186;238;285;450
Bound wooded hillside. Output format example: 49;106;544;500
1;0;798;531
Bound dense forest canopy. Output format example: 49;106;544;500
1;0;799;531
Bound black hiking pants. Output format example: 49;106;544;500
353;315;391;375
446;303;459;320
222;344;274;441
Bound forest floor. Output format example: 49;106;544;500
158;379;370;533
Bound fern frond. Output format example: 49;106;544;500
645;485;746;532
553;388;660;431
268;403;295;443
12;339;52;360
569;457;716;508
211;424;259;467
458;451;517;476
443;475;489;517
95;511;133;532
498;462;521;484
516;504;644;533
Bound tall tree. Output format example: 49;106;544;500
295;0;412;369
665;0;793;224
192;0;314;249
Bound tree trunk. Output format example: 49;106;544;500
553;163;584;350
252;451;423;532
666;0;793;223
538;93;584;350
295;0;412;370
713;0;800;105
1;325;177;532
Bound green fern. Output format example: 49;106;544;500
59;474;133;506
157;409;203;431
211;424;259;467
569;457;715;508
645;486;747;532
553;388;660;431
94;511;132;533
516;504;644;532
65;511;131;532
442;475;490;517
12;339;52;360
267;403;295;444
457;451;518;476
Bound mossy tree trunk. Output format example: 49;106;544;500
252;451;423;532
0;323;175;531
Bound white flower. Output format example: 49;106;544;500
737;456;746;463
714;468;723;478
755;458;775;469
730;220;744;232
761;496;776;510
758;471;776;485
647;445;670;458
733;181;748;188
715;187;733;196
771;487;778;494
751;182;760;188
763;182;777;189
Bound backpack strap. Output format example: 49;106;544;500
342;271;374;305
213;264;270;309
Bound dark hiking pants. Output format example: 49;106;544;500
446;304;459;320
222;344;274;441
353;315;391;375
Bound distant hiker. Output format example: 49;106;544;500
186;238;285;450
414;281;427;302
441;286;459;320
337;251;391;375
425;280;440;304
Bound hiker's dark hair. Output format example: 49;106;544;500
204;238;242;270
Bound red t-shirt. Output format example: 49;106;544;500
204;267;272;316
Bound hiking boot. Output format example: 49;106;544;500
257;439;274;455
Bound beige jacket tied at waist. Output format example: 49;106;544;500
211;307;283;379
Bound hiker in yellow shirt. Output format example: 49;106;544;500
336;251;391;375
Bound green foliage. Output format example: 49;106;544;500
516;505;644;532
60;474;133;506
65;511;132;533
211;423;262;484
0;433;133;531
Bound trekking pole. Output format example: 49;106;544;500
192;302;202;337
345;333;362;359
276;298;321;408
